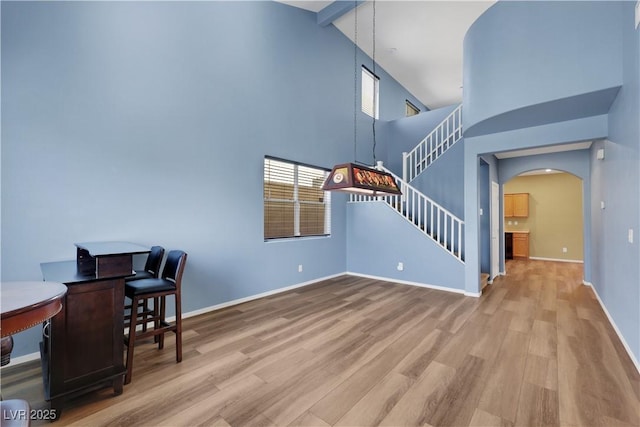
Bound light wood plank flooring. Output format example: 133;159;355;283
2;260;639;426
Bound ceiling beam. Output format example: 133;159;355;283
317;1;364;27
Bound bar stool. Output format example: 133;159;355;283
128;246;165;281
123;250;187;385
125;246;165;332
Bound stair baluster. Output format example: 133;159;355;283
402;104;462;183
350;166;464;263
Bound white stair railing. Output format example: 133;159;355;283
350;167;464;263
403;104;462;182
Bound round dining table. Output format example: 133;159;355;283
1;281;67;426
1;281;67;365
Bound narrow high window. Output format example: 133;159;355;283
405;100;420;117
362;66;379;119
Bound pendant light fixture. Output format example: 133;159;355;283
322;0;402;197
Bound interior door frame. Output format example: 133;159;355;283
490;181;500;281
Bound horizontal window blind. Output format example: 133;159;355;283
362;66;379;119
264;157;331;240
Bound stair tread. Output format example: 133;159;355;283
480;273;490;290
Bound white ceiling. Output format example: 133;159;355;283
277;0;494;110
278;1;593;159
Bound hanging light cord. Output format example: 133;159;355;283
372;0;377;166
353;0;358;164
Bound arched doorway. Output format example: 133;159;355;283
503;169;584;274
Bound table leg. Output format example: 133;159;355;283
1;336;14;366
49;397;63;421
113;376;123;395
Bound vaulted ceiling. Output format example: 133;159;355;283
277;0;495;110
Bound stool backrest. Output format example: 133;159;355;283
162;250;187;286
144;246;165;278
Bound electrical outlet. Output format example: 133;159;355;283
562;247;568;253
629;229;634;244
514;221;518;225
397;262;404;271
298;264;303;272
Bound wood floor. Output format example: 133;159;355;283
2;260;639;426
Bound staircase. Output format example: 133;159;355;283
402;104;462;183
481;273;490;290
351;104;465;263
350;166;464;262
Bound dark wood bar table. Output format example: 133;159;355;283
39;242;149;417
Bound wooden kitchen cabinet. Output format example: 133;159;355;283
504;193;529;217
512;232;529;258
504;194;514;217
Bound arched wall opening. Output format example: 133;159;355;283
503;169;585;272
497;150;591;282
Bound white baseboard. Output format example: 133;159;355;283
165;272;345;323
0;351;41;368
586;281;640;374
464;291;482;298
1;272;345;369
0;272;488;369
346;271;467;296
529;256;584;264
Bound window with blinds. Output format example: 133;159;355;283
362;66;379;119
264;157;331;240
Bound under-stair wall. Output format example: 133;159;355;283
346;102;467;291
351;165;465;262
347;201;465;292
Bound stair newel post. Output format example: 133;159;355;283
399;155;408;205
375;161;384;202
349;163;464;263
402;152;408;182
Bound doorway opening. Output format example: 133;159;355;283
503;169;585;274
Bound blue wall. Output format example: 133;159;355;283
592;1;640;365
383;104;457;175
464;1;622;136
409;139;465;219
1;1;422;358
3;0;637;369
383;104;465;220
464;0;638;366
347;202;465;291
